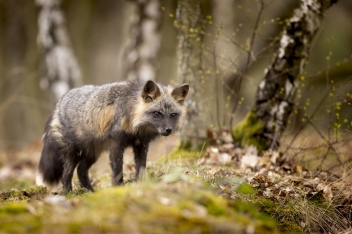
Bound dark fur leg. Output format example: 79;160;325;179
132;141;149;181
62;158;79;193
109;138;125;185
77;148;96;191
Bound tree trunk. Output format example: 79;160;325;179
125;0;162;82
232;0;338;151
36;0;81;101
176;0;206;149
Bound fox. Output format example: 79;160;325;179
36;80;189;193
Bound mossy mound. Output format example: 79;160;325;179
0;201;42;233
0;180;278;233
232;111;266;151
74;183;278;233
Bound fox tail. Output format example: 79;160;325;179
36;115;64;189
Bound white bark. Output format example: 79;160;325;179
37;0;81;100
125;0;161;82
250;0;337;149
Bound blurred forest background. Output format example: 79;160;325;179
0;0;351;154
1;1;352;232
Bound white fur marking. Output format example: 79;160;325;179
35;172;45;186
36;172;60;192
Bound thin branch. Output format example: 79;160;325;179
306;117;343;168
244;0;265;75
282;76;352;158
337;95;352;107
282;89;330;158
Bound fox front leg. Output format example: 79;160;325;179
132;139;149;181
109;138;126;185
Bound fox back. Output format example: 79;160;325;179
37;80;189;192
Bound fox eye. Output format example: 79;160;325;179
170;113;178;118
153;111;162;117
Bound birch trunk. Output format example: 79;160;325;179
125;0;162;82
176;0;206;149
232;0;338;150
36;0;81;101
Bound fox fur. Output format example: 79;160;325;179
36;80;189;193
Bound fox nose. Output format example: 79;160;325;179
165;128;172;134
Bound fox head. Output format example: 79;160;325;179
132;80;189;136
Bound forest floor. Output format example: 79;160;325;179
0;133;352;233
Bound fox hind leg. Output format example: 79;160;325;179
61;145;83;193
62;158;79;193
77;147;97;191
109;138;126;186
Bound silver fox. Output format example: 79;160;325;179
36;80;189;193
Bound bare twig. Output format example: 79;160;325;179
282;89;330;159
306;117;343;168
337;95;352;107
244;0;265;75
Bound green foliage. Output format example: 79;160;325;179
232;111;266;150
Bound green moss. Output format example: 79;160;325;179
236;183;256;195
0;190;27;202
230;198;278;234
233;199;258;216
278;221;303;233
253;198;303;233
0;202;28;214
0;202;42;233
65;187;91;198
26;186;48;197
232;111;266;150
196;192;228;216
0;186;48;203
158;146;201;162
254;198;290;218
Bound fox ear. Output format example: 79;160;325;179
171;83;189;105
142;80;161;103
